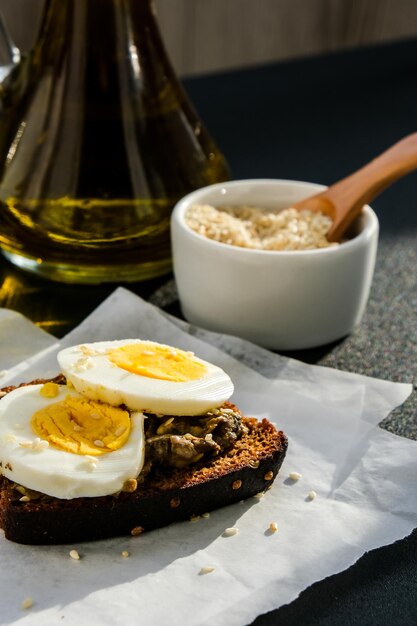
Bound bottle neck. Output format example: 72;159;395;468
32;0;181;108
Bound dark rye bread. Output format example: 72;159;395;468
0;381;287;545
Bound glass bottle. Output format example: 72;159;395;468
0;0;229;283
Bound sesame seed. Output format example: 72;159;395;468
94;440;105;448
190;515;201;522
115;426;126;436
90;412;101;420
0;391;6;398
19;495;30;502
201;512;210;518
121;550;130;558
223;527;239;537
131;526;144;536
199;566;215;575
142;350;154;356
122;478;137;493
84;455;97;463
232;480;242;490
253;492;265;499
21;597;33;610
69;549;80;560
73;424;83;432
269;522;278;532
19;442;32;448
170;497;181;508
289;472;302;481
264;471;274;481
32;438;49;451
307;490;317;501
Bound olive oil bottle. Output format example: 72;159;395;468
0;0;229;283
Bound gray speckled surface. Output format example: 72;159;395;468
321;237;417;440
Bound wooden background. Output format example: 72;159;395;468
0;0;416;76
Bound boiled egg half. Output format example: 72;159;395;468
0;382;145;499
57;339;234;416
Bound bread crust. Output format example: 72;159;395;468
0;382;287;545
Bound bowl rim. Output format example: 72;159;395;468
172;178;379;257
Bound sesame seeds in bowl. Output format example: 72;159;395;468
171;179;379;350
185;204;336;252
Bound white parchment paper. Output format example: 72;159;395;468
0;288;414;626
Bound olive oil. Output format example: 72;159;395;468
0;0;229;283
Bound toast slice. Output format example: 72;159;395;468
0;416;287;545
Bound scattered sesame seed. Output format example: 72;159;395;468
232;480;242;490
19;496;30;502
264;471;274;481
121;550;130;558
307;490;317;501
21;597;33;610
253;492;265;499
131;526;144;536
32;438;49;451
289;472;302;481
199;566;214;575
223;527;239;537
122;478;137;493
75;356;94;370
269;522;278;532
69;549;80;560
19;442;32;448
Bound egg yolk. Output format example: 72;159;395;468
108;343;207;382
31;395;131;456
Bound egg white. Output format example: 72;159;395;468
57;339;234;416
0;384;145;499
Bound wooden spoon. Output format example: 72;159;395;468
292;132;417;242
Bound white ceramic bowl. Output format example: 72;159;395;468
171;179;379;351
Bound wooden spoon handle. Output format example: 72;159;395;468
296;133;417;242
